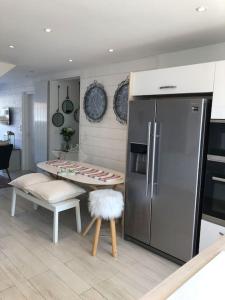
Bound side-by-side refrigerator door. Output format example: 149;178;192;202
150;98;207;262
125;100;155;245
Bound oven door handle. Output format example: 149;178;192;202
212;176;225;183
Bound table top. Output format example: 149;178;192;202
37;160;125;187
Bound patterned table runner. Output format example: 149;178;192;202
46;160;123;183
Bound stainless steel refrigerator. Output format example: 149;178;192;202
124;97;210;263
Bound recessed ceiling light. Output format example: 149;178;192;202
68;59;73;62
108;48;114;53
196;6;207;12
9;45;15;49
44;28;52;33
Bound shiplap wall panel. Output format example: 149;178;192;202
79;72;129;172
80;135;126;151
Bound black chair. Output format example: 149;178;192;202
0;144;13;181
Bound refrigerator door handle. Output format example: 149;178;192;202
150;121;158;199
146;121;152;196
212;176;225;183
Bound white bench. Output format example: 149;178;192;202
11;187;81;243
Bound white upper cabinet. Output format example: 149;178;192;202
130;62;215;96
211;61;225;119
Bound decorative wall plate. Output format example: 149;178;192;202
113;78;129;124
84;81;107;122
52;112;64;127
74;108;80;123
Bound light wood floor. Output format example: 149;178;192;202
0;182;179;300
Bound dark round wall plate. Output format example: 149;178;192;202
62;99;74;114
84;81;107;122
52;112;64;127
113;78;129;124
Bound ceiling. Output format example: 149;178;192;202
0;0;225;82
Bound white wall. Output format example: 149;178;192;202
48;78;80;159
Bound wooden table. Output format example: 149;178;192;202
37;160;125;236
37;160;124;188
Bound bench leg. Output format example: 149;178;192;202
11;188;16;217
75;203;81;233
53;211;59;243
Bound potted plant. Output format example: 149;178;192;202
60;127;75;151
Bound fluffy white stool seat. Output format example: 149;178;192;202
89;189;124;220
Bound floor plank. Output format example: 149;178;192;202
33;247;90;294
0;265;13;292
0;258;43;299
0;286;26;300
29;270;81;300
66;251;119;286
94;277;139;300
80;288;106;300
0;235;48;279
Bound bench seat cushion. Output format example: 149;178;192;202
26;180;86;203
10;173;53;191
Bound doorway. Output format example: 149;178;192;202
48;77;80;160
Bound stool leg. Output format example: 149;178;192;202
83;217;97;237
53;211;59;243
110;219;117;257
92;218;101;256
11;188;16;217
75;203;81;233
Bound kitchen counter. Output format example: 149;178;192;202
141;235;225;300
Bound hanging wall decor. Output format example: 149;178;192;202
83;81;107;122
113;77;129;124
52;85;64;127
62;86;74;114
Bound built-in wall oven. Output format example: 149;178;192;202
203;121;225;222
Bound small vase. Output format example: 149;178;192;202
65;141;70;151
63;136;71;152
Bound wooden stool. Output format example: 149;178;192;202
88;189;124;257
